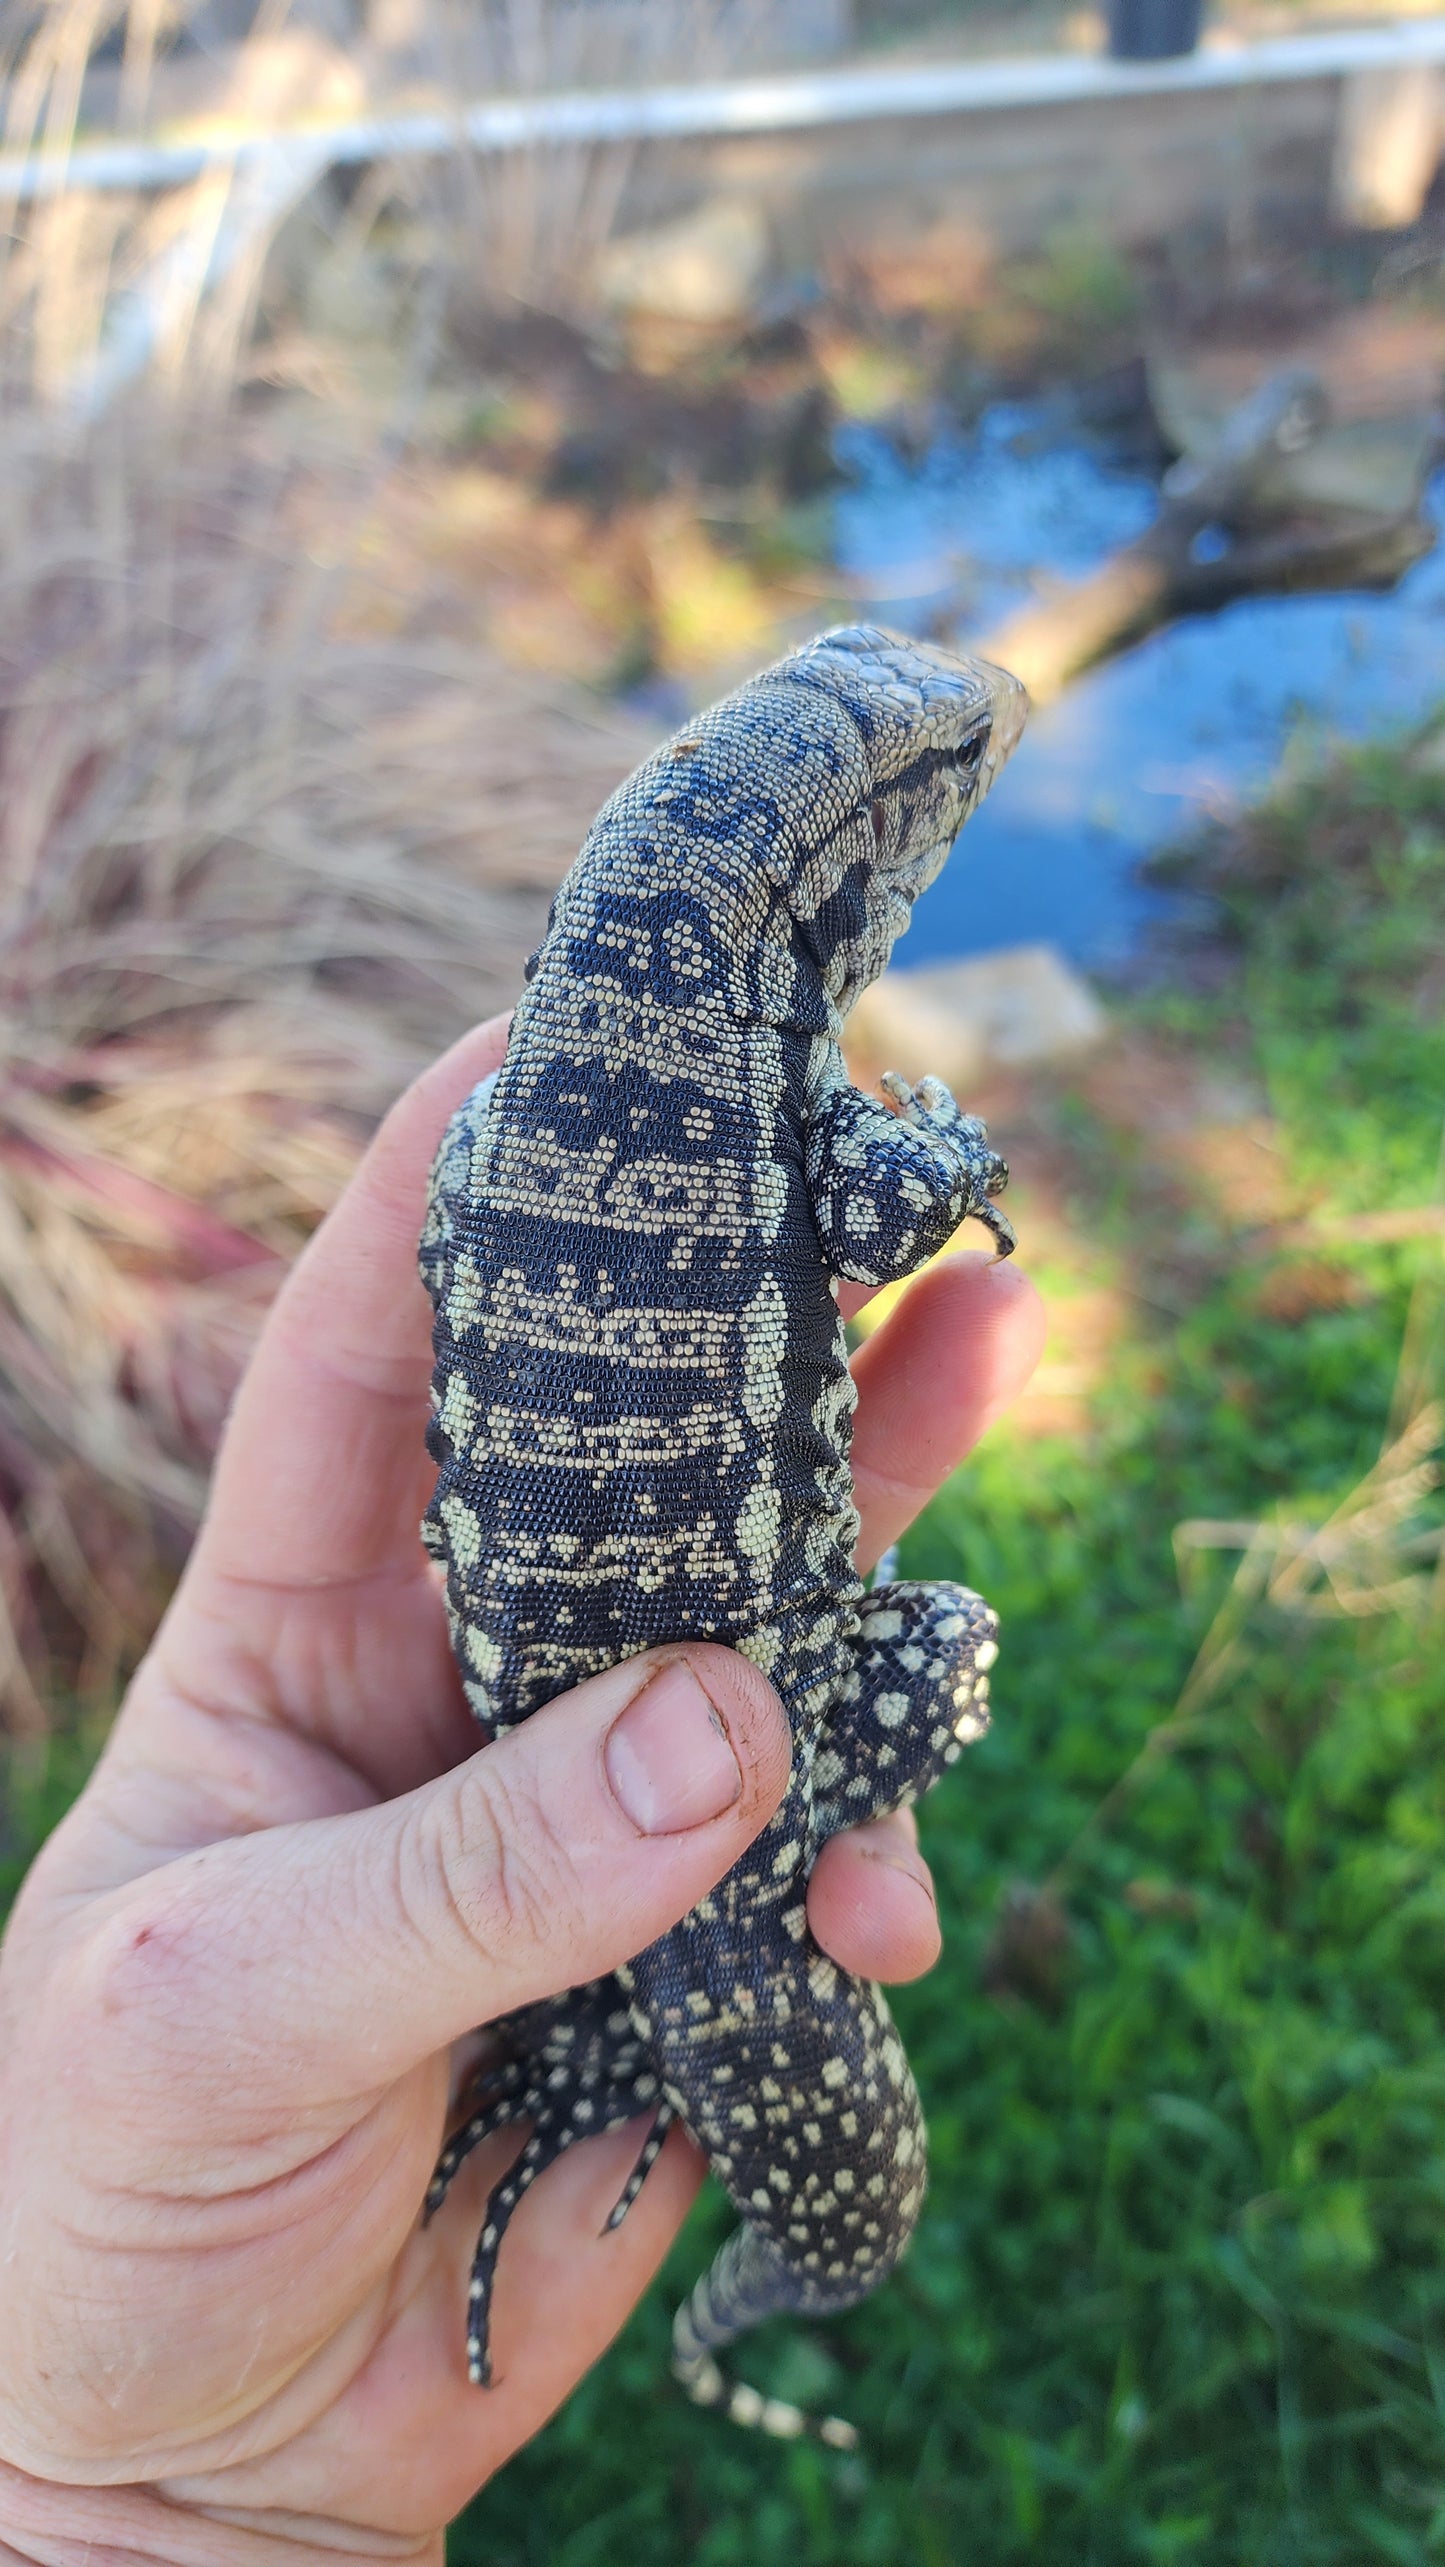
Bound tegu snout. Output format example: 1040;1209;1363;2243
792;622;1026;802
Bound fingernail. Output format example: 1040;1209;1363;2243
605;1660;743;1835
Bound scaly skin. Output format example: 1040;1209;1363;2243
418;625;1027;2420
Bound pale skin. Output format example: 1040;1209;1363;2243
0;1014;1045;2567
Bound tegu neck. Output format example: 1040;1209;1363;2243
533;821;844;1041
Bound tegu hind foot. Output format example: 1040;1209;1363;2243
427;1980;674;2387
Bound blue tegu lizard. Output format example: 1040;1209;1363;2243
418;625;1028;2430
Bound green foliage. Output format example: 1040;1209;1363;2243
0;1730;102;1918
1010;226;1143;344
457;732;1445;2563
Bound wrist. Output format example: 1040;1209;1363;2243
0;2464;435;2567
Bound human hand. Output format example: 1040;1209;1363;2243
0;1015;1044;2566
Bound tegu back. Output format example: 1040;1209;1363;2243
421;626;1025;1730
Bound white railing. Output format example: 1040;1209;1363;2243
3;16;1444;202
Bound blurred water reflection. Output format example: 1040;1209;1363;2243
834;410;1445;967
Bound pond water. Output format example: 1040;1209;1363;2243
831;407;1445;970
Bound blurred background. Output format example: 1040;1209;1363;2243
1;0;1443;2556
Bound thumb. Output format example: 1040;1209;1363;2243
79;1646;792;2116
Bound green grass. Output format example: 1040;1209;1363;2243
0;1733;99;1917
457;736;1445;2563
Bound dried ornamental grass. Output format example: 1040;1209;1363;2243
0;415;649;1732
0;0;788;418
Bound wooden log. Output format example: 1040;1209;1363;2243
980;367;1434;702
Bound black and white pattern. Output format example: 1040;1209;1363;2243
418;625;1027;2420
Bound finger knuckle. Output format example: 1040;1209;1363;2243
62;1885;217;2103
431;1764;585;1971
82;1888;200;2030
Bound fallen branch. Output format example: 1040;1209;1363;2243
983;369;1436;703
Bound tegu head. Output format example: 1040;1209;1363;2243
774;624;1027;1012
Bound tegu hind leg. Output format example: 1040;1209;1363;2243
810;1579;999;1843
427;1979;674;2386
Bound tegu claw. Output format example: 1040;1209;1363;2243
977;1197;1017;1259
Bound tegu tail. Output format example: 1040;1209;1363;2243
671;2224;862;2451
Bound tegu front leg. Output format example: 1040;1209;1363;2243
804;1046;1014;1284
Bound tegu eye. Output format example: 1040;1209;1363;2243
952;730;987;777
870;800;887;850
